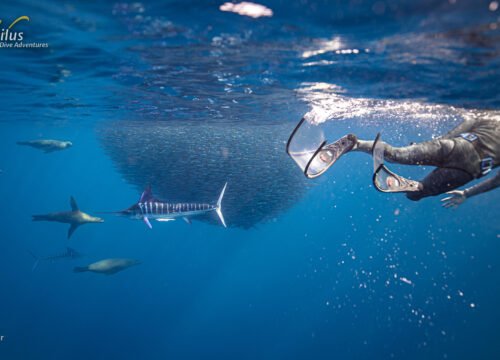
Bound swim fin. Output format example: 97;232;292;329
304;134;357;178
372;134;421;193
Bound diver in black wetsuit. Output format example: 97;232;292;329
349;117;500;202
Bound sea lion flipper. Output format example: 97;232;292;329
70;197;79;211
68;224;79;239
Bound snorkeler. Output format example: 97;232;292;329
352;117;499;201
287;116;499;202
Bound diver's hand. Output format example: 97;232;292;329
441;190;466;209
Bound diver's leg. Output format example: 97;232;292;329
355;138;455;167
406;168;473;201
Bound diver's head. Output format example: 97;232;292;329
65;141;73;148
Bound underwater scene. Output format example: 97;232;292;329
0;0;499;359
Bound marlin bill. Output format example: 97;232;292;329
108;183;228;229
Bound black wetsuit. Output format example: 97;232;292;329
361;117;500;200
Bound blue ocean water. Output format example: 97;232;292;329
0;0;499;359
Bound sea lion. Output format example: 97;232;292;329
17;139;72;153
73;258;141;275
32;197;104;239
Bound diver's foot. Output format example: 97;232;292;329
345;134;358;152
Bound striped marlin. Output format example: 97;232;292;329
114;183;228;229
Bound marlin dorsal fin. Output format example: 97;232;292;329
70;196;79;211
139;185;155;203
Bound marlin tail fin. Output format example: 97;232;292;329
215;182;227;228
27;250;40;271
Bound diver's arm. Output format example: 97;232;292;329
441;171;500;208
441;118;475;139
464;170;500;198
